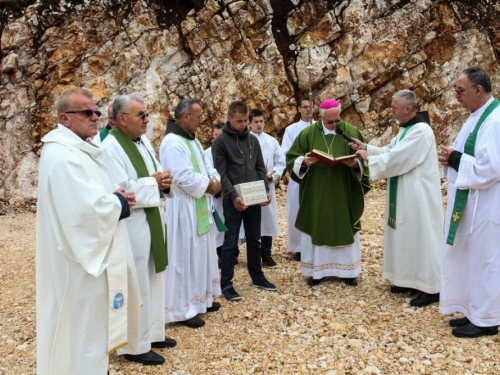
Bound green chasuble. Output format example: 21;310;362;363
286;120;371;247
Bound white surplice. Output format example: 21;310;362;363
292;126;362;279
100;134;167;355
282;119;310;252
367;122;443;293
160;134;221;322
440;97;500;326
37;125;141;375
205;146;225;248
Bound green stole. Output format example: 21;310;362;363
388;125;416;229
99;127;110;141
446;98;500;245
109;126;168;273
176;136;210;235
176;136;228;234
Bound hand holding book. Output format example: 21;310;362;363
308;149;358;167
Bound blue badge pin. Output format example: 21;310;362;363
113;292;125;310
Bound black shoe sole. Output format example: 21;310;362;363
124;353;165;365
449;317;470;327
452;328;499;338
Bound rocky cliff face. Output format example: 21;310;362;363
1;0;499;204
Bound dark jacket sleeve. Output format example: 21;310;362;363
448;150;462;171
213;137;236;201
112;192;131;220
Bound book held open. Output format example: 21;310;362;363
310;149;358;167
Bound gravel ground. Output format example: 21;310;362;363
1;186;499;375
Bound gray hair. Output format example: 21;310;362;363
392;90;417;110
174;99;198;120
112;93;145;121
462;66;492;93
318;103;342;116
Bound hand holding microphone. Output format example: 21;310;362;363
338;129;366;151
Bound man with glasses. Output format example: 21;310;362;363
101;93;175;365
282;96;312;261
37;87;141;374
286;98;370;287
160;99;222;328
438;67;500;338
351;90;442;307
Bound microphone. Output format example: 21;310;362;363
336;127;354;143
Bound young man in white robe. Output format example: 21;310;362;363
101;93;175;365
37;88;141;375
205;122;228;264
282;96;312;261
161;99;222;328
247;108;286;268
352;90;442;307
438;67;500;338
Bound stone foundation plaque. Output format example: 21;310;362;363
233;180;268;206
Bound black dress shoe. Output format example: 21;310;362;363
179;315;205;328
410;293;439;307
307;277;323;286
207;302;221;312
390;285;417;294
151;337;177;348
124;350;165;365
293;252;301;261
449;317;470;327
343;278;358;286
452;322;499;338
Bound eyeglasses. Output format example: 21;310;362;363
65;109;102;117
189;113;204;120
300;106;311;109
121;112;149;120
325;118;341;125
455;85;477;95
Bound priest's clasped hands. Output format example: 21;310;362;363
152;171;173;190
438;144;453;167
115;188;136;208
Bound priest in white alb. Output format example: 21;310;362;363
101;93;175;366
37;88;141;375
161;99;222;328
353;89;442;307
282;96;312;261
438;67;500;338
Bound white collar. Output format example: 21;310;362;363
321;121;337;135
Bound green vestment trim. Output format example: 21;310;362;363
99;127;110;142
109;126;168;272
446;99;500;245
176;136;210;235
388;125;416;229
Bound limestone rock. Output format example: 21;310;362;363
0;0;499;203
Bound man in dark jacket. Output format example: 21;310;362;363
213;101;277;301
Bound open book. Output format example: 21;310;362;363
310;149;358;167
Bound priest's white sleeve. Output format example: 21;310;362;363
160;135;210;199
455;120;500;190
368;124;434;180
43;144;123;277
